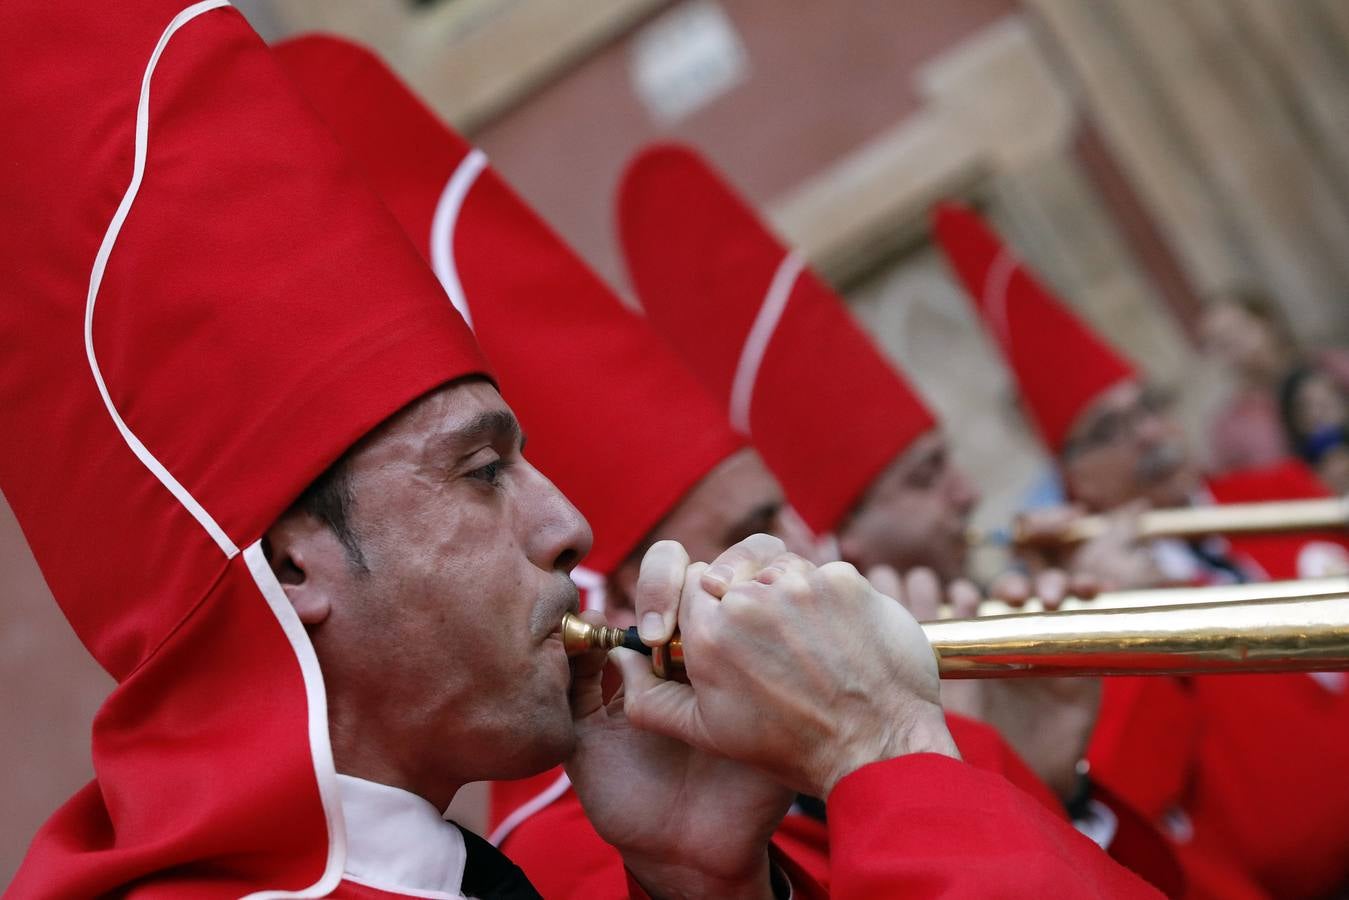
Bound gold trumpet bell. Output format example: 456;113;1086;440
923;593;1349;678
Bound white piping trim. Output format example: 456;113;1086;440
241;539;347;899
430;149;488;330
728;251;805;434
570;565;606;614
980;247;1019;348
84;0;238;559
486;770;572;848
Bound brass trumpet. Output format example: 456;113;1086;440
968;495;1349;548
969;575;1349;617
562;577;1349;679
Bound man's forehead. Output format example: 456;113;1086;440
875;428;944;485
670;449;779;526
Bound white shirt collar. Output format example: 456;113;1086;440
337;773;468;898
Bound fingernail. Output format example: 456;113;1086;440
704;564;733;590
639;612;664;642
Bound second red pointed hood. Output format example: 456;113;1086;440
617;143;937;535
276;36;745;576
932;201;1137;454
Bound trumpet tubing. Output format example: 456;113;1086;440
967;495;1349;548
970;575;1349;617
560;578;1349;679
1056;496;1349;545
924;593;1349;678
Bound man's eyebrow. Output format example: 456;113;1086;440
432;409;523;459
1076;407;1117;435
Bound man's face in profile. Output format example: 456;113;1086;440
1060;380;1196;512
268;379;592;798
836;430;979;582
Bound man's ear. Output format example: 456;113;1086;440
263;510;343;626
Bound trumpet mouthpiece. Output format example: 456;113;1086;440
560;612;648;657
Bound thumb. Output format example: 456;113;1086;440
612;647;709;750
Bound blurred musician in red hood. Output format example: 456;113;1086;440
936;201;1349;899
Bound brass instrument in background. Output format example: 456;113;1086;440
970;575;1349;617
562;577;1349;680
967;495;1349;548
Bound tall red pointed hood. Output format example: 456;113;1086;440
617;144;937;535
275;36;745;577
1;2;487;895
932;201;1137;454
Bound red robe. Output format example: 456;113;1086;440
1089;460;1349;899
822;754;1161;898
495;715;1167;898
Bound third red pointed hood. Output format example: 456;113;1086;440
932;201;1137;454
617;143;937;535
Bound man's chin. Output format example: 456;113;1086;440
1144;469;1198;509
500;713;578;781
941;538;970;582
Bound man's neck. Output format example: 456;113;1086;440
329;714;463;812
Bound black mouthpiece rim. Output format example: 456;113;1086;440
622;627;653;656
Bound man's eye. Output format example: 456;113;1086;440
467;460;502;485
906;464;940;489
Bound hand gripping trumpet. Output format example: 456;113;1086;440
561;577;1349;679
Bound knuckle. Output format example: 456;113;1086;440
775;569;814;603
687;613;725;653
648;539;688;561
742;532;786;560
818;560;860;584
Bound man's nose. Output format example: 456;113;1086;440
947;468;981;516
527;465;593;572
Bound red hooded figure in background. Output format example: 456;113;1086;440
935;201;1349;900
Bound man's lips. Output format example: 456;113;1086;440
540;581;582;643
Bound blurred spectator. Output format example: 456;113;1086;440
1198;287;1349;472
1279;365;1349;495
